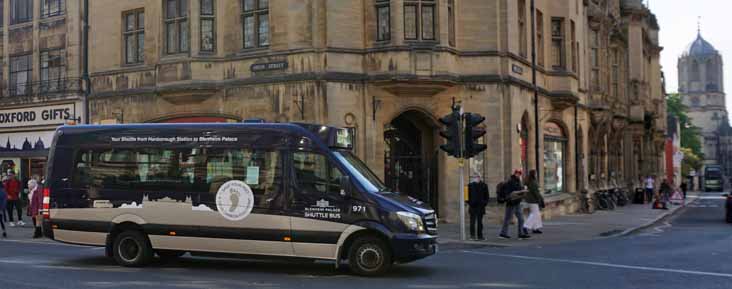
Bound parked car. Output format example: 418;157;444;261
726;194;732;223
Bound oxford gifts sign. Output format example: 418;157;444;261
0;103;75;129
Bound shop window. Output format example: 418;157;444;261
376;0;390;42
404;0;436;41
242;0;269;49
165;0;189;54
543;122;566;194
200;0;216;52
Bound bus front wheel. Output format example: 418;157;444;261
348;236;392;276
112;230;154;267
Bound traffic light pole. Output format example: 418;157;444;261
458;110;466;242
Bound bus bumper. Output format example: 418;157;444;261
391;233;437;263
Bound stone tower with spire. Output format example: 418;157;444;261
679;29;726;165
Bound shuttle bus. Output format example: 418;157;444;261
704;165;723;192
42;123;437;276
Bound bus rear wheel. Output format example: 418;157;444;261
348;236;392;276
113;231;153;267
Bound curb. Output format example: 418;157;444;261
437;197;701;248
608;197;699;239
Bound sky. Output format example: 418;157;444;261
651;0;731;112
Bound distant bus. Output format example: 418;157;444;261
704;165;723;192
42;123;437;276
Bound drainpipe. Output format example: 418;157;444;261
575;103;580;192
531;0;540;174
82;0;90;124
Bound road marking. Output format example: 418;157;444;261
462;251;732;278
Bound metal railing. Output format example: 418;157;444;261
4;78;83;98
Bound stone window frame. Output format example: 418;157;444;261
611;48;619;98
375;0;391;42
551;17;565;71
447;0;455;47
200;0;216;53
39;48;66;93
403;0;437;42
164;0;190;55
589;29;600;91
536;9;544;67
570;20;577;73
9;53;32;97
517;0;527;58
40;0;64;18
241;0;270;49
11;0;33;25
123;9;145;65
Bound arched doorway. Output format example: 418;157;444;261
384;110;439;212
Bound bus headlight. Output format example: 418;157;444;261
397;212;425;233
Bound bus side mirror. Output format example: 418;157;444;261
340;176;353;198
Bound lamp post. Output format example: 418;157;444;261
82;0;90;124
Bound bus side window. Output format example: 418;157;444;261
292;152;343;197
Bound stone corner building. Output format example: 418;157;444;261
86;0;667;222
0;0;85;184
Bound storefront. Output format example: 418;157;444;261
543;122;567;194
0;102;83;183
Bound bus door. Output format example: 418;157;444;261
288;151;350;259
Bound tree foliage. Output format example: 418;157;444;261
667;93;704;175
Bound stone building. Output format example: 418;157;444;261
81;0;667;222
0;0;86;183
678;31;727;171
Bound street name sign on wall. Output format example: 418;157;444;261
251;61;289;73
0;103;75;129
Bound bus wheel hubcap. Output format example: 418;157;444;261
119;238;140;262
358;245;382;270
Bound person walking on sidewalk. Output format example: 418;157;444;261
680;181;688;199
3;171;24;227
0;183;6;237
26;179;43;238
644;175;655;204
523;170;544;234
499;170;530;240
468;175;490;240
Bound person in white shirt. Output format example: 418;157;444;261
645;175;655;204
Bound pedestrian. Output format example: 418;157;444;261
499;169;530;240
680;181;688;199
523;170;544;234
2;170;24;227
658;179;672;210
644;175;655;204
27;179;43;238
0;183;6;238
467;175;490;240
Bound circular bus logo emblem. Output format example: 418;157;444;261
215;180;254;221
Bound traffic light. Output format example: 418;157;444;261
464;113;487;159
439;109;462;157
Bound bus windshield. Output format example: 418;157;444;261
334;151;388;194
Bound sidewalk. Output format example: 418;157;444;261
438;194;699;248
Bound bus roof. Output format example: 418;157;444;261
52;123;354;150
